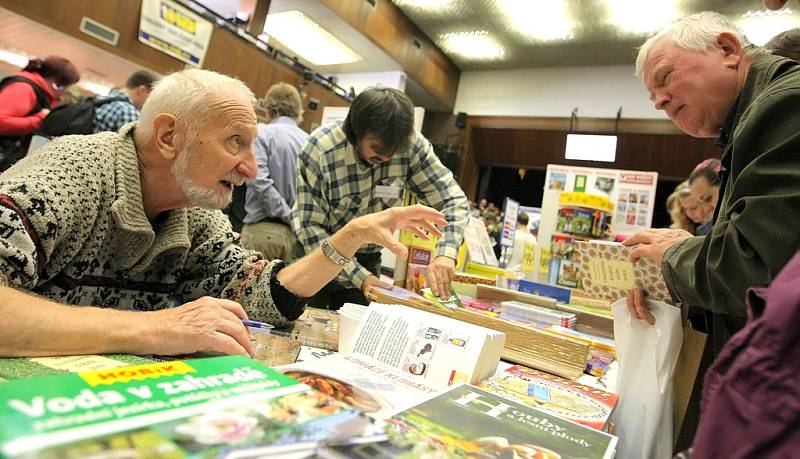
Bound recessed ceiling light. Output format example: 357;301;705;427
499;0;573;42
0;47;32;68
393;0;452;9
439;31;505;60
739;9;798;45
606;0;679;35
264;11;361;66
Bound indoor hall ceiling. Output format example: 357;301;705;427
0;7;145;93
390;0;800;71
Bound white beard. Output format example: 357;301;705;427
171;146;233;210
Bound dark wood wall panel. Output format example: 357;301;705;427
1;0;349;131
470;128;717;181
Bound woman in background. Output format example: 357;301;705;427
667;181;705;235
0;55;80;169
688;158;722;236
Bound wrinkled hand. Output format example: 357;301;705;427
146;296;253;356
764;0;798;10
626;288;656;325
349;204;447;258
622;228;692;265
427;256;456;299
362;274;394;294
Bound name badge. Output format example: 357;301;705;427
374;185;403;200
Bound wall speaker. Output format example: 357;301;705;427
455;112;468;129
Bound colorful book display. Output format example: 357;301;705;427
381;384;617;459
0;356;367;458
478;365;619;431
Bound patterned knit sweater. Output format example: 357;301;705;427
0;123;297;326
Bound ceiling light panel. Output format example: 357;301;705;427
605;0;680;35
439;31;505;60
264;11;361;66
739;8;799;46
393;0;453;9
498;0;574;42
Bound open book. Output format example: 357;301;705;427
339;302;506;387
576;240;672;303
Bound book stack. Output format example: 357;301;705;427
368;286;590;380
500;300;578;329
478;364;619;432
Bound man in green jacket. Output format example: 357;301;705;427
625;11;800;352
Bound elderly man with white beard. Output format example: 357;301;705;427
0;69;447;358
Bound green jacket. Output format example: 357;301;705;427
662;54;800;343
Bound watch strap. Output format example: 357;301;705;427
321;239;351;265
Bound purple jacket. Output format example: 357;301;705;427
690;251;800;458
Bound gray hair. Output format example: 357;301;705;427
134;69;256;143
635;11;767;81
265;82;303;121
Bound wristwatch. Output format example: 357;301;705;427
321;239;351;266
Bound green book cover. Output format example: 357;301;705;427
0;355;365;458
384;384;617;459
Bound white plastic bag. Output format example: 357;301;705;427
610;299;683;459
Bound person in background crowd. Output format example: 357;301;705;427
688;158;722;236
0;69;447;358
0;56;80;169
93;70;158;133
765;28;800;61
293;87;468;309
241;82;308;261
666;182;700;235
506;212;537;275
625;12;800;357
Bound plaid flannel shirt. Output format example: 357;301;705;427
93;89;140;133
293;121;468;289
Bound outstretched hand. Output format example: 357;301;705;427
349;204;447;259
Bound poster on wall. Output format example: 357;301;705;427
543;164;658;234
139;0;213;67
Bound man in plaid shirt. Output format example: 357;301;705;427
293;87;468;309
93;70;158;133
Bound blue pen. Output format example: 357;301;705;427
242;319;274;331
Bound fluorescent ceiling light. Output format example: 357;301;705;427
77;79;113;96
264;11;361;66
393;0;452;9
739;9;798;46
565;134;617;162
499;0;573;42
0;47;32;68
439;31;505;60
606;0;679;35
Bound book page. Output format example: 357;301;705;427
347;303;495;387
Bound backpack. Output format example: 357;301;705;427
36;95;128;138
0;76;50;171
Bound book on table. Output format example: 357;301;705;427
321;384;618;459
477;364;619;431
0;355;369;458
365;286;591;381
339;301;506;387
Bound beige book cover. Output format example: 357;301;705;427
576;240;673;304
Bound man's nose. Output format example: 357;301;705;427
237;146;258;179
654;93;670;111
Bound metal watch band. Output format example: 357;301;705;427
321;239;351;265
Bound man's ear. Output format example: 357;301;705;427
718;32;744;68
152;113;180;160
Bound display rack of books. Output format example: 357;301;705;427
548;192;614;289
